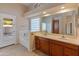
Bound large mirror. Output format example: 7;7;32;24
40;11;77;36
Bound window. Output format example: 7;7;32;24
42;23;47;31
31;18;40;32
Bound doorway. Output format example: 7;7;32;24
52;20;59;34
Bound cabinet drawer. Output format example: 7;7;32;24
63;43;79;50
54;40;64;46
50;39;54;43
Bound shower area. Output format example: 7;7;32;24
0;13;16;47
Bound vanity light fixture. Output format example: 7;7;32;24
43;12;46;14
44;14;51;16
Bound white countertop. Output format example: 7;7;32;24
33;32;79;46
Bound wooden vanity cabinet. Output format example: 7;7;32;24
63;43;79;56
35;36;50;55
50;40;63;56
39;37;50;55
64;48;78;56
35;36;79;56
35;36;40;50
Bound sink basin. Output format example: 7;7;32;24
58;37;69;40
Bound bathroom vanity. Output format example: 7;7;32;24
34;33;79;56
33;10;78;56
29;4;79;56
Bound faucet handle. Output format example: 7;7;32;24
62;35;65;38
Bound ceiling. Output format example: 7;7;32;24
22;3;64;11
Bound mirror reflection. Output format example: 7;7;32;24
41;11;77;36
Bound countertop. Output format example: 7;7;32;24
33;32;79;46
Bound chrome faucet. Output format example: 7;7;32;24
43;30;47;35
61;35;65;38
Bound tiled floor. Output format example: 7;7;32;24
0;44;44;56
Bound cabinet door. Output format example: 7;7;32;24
51;44;63;56
63;43;79;56
40;37;50;55
50;41;63;56
35;36;40;50
64;48;78;56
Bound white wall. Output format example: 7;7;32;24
0;3;28;43
0;3;28;16
0;3;35;50
19;17;30;48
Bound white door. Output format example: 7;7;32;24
0;13;16;48
19;30;29;48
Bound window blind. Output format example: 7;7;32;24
31;18;40;32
